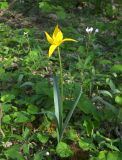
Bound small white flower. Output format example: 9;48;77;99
95;28;99;33
86;27;89;33
45;152;50;156
90;27;93;33
86;27;93;33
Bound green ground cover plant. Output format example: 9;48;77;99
0;0;122;159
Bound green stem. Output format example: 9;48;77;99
86;34;91;55
0;107;5;138
58;47;63;102
58;47;63;140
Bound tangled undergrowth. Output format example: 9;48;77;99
0;1;122;159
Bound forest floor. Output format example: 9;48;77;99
0;4;122;160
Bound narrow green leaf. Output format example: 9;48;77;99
20;82;34;87
61;88;82;140
53;76;62;133
99;90;113;98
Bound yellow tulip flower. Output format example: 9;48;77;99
45;24;77;57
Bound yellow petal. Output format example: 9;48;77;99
48;45;58;57
53;25;63;42
53;24;59;38
55;31;63;43
45;32;53;44
62;38;78;43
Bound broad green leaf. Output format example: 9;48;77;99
0;2;8;9
4;145;24;160
37;133;49;144
107;152;119;160
1;93;15;102
97;151;107;160
2;115;11;124
1;104;12;112
97;151;122;160
22;143;29;155
111;64;122;72
78;94;98;119
14;111;32;123
115;96;122;105
27;104;39;114
79;95;95;114
66;128;79;141
79;138;95;151
56;142;73;158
